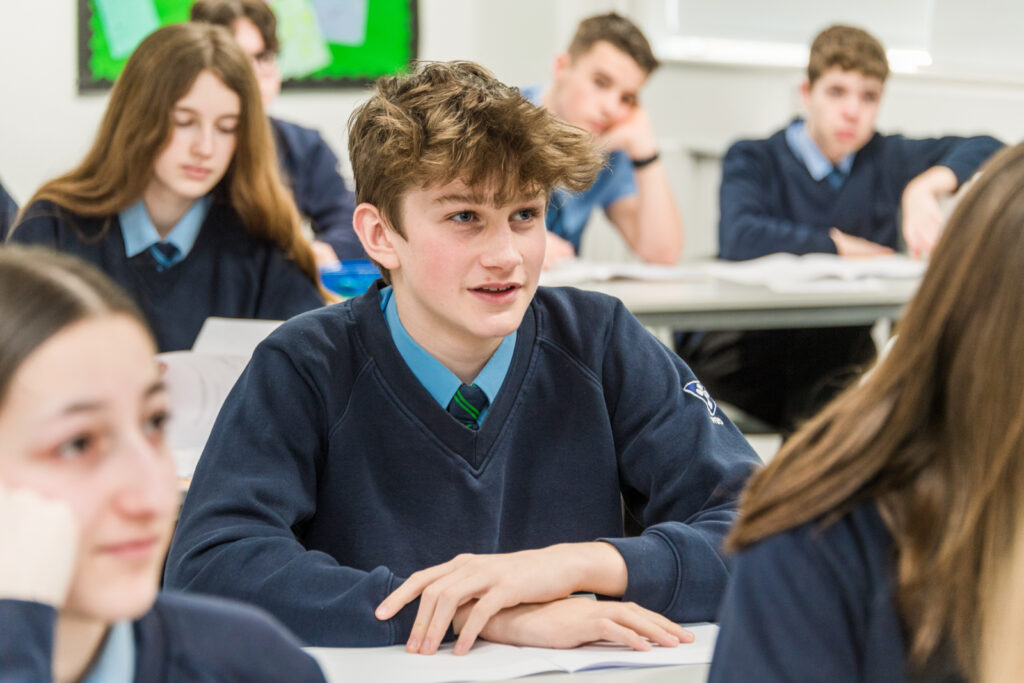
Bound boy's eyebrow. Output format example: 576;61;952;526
433;193;487;205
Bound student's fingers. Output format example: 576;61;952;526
376;561;457;620
591;618;652;652
614;604;686;648
452;591;509;655
406;567;493;653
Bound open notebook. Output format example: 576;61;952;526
307;623;717;683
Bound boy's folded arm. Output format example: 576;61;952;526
599;299;762;622
163;342;418;647
719;145;835;259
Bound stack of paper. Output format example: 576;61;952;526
706;253;926;293
540;260;707;287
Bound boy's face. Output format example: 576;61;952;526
386;179;548;356
550;40;647;135
801;66;884;163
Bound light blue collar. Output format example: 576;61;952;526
785;119;855;182
82;620;135;683
379;286;515;418
119;195;211;259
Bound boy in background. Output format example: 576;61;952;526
682;25;1002;433
527;13;683;267
165;61;759;652
191;0;363;264
0;180;16;241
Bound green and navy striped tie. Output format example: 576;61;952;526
447;383;488;430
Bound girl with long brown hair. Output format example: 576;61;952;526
709;142;1024;682
8;23;326;351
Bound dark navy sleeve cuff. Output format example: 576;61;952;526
599;532;680;614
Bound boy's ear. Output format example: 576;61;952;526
799;79;812;110
353;203;401;271
552;52;571;80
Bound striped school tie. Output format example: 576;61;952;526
825;167;846;189
447;383;488;430
149;242;181;271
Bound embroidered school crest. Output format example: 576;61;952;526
683;380;717;417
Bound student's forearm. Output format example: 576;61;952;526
619;163;684;263
907;165;958;199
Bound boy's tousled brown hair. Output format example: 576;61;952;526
348;60;604;282
190;0;279;54
568;13;659;74
727;141;1024;679
808;24;889;84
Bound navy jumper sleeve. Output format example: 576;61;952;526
718;140;837;259
164;329;420;646
594;299;760;620
0;181;17;242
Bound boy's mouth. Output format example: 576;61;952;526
473;284;518;293
470;283;521;303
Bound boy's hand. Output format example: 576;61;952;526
901;167;957;259
829;228;894;258
376;542;627;654
472;596;693;653
544;231;577;269
311;240;341;269
0;484;78;606
597;106;658;161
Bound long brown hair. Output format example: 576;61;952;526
727;142;1024;677
16;23;322;295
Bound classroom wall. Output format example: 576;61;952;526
1;0;1022;260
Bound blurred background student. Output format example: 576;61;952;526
0;246;324;682
0;178;16;241
709;142;1024;682
190;0;363;265
8;23;325;352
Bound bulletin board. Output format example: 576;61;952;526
77;0;418;91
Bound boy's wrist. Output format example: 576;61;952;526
560;542;628;597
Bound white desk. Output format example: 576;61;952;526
581;277;919;331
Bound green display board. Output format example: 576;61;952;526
78;0;417;91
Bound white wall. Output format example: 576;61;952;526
1;0;1022;260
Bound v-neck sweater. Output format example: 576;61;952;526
9;199;324;351
165;282;760;646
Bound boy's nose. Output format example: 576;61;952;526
480;226;522;270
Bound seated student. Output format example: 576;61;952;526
9;23;325;353
681;25;1002;433
708;142;1024;682
0;178;16;241
525;12;683;267
190;0;363;265
164;61;760;653
0;246;324;682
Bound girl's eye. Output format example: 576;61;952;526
174;117;194;127
217;124;238;135
56;433;95;460
143;411;169;437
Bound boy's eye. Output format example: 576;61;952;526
512;208;538;221
450;211;477;223
862;92;879;103
594;75;610;89
143;411;169;436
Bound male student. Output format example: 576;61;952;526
527;13;683;267
191;0;363;265
681;24;1002;433
165;61;759;653
0;179;16;241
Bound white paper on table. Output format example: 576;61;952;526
540;259;707;287
308;624;717;683
706;253;925;287
191;317;283;356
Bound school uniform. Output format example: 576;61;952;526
9;198;323;352
0;591;325;682
164;282;761;646
680;121;1002;431
270;117;364;260
521;87;637;252
0;179;17;241
708;502;963;682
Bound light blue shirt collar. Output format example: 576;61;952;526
785;119;855;182
119;195;211;259
379;286;515;423
82;620;135;683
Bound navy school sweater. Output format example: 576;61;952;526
718;125;1003;260
164;283;761;646
709;502;963;683
0;592;325;682
9;200;324;352
270;117;364;260
0;180;16;241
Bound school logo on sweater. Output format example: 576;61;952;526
684;380;721;422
